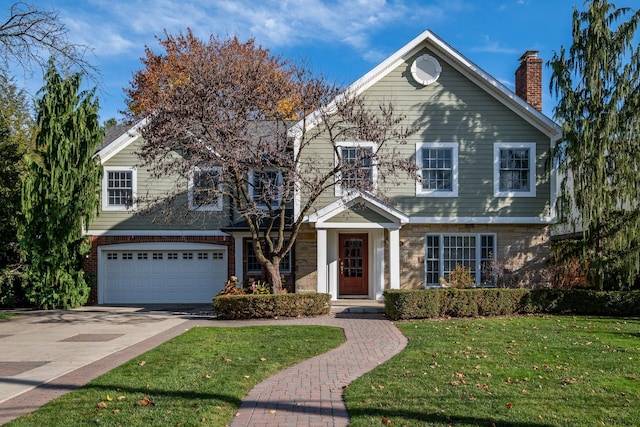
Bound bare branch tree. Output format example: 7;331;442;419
125;30;419;293
0;2;95;75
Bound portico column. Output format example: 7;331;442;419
316;228;330;296
389;228;400;290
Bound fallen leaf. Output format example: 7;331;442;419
260;357;267;362
117;395;126;400
506;402;513;409
138;397;155;406
111;409;120;414
268;409;276;414
97;402;107;409
138;361;146;366
201;418;206;422
106;395;113;401
378;385;385;389
205;374;212;379
244;375;250;379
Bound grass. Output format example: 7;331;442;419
0;312;19;320
345;316;640;427
7;325;344;427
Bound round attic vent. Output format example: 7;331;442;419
411;54;442;86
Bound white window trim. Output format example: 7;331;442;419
248;169;284;208
494;142;536;197
335;141;378;196
102;166;137;211
424;232;497;287
245;239;292;274
416;142;459;197
188;166;223;211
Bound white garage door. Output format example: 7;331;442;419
100;245;227;304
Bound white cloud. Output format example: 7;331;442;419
470;35;519;55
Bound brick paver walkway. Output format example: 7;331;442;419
0;313;407;426
223;314;408;427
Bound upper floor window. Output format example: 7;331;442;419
494;143;536;197
250;169;283;207
416;142;458;197
103;167;136;211
189;167;222;211
335;142;377;196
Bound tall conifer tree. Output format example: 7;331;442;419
20;61;102;308
550;0;640;289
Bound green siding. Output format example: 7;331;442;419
326;207;393;224
301;45;553;219
88;137;229;232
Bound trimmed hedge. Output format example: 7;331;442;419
384;288;640;320
213;292;331;319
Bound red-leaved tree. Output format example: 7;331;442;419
125;29;417;293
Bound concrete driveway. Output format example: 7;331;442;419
0;305;213;424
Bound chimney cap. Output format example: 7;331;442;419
518;50;540;62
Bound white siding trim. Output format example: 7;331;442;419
86;230;229;236
409;216;554;224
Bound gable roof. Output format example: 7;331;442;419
305;191;409;227
96;119;147;163
290;29;562;141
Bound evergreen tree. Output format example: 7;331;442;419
550;0;640;289
20;61;102;308
0;75;33;306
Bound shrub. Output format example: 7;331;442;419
0;266;28;308
383;288;640;320
446;264;475;288
213;293;331;319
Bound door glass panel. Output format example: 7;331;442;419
343;238;364;278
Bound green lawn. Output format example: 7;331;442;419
7;325;344;427
345;316;640;426
0;312;19;320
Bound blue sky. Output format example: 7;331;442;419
10;0;593;122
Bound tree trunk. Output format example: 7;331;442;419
264;261;283;294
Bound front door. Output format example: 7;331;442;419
338;233;369;296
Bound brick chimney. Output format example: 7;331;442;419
515;50;542;112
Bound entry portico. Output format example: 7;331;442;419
305;191;408;300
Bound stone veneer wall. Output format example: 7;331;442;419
292;223;551;293
82;234;235;304
399;224;551;289
294;224;318;293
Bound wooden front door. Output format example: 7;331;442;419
338;233;369;296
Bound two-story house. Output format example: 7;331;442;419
84;29;561;305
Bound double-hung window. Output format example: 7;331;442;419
103;167;136;211
416;142;458;197
494;143;536;197
245;240;292;275
424;233;496;287
336;142;376;196
189;167;222;211
250;169;283;207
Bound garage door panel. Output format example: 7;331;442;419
101;248;227;304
